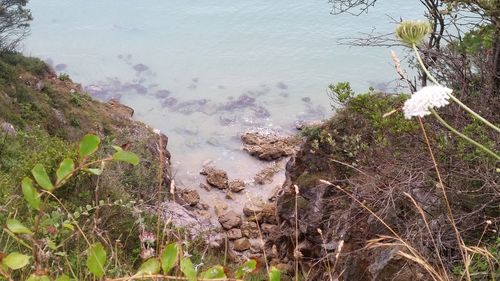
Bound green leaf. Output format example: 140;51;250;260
86;242;107;278
180;257;197;281
160;243;178;274
1;252;30;270
199;265;226;279
26;274;51;281
137;258;161;275
112;150;140;165
31;164;54;191
21;177;41;210
79;134;100;158
56;158;75;184
63;222;74;231
26;275;51;281
47;239;58;250
55;275;71;281
84;168;103;175
268;266;281;281
235;259;257;278
6;219;32;234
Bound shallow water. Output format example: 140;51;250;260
23;0;423;212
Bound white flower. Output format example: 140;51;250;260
403;85;452;119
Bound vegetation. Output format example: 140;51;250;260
0;0;32;52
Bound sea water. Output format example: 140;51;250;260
23;0;424;212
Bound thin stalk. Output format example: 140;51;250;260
417;117;469;281
412;44;500;133
430;109;500;160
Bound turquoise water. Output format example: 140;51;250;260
23;1;423;208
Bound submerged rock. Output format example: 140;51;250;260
172;99;208;115
276;82;288;90
155;89;171;98
222;94;256;111
162;97;178;107
254;162;282;185
133;63;149;73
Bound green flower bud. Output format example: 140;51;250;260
395;20;431;46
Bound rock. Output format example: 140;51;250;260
226;228;242;240
178;189;200;206
233;238;251;251
229;180;245;193
225;191;234;200
241;221;260;238
195;210;211;220
243;198;266;221
241;131;297;161
294;120;323;130
108;99;134;118
218;211;242;230
250;239;264;253
254;162;281;185
261;223;279;236
214;202;228;216
35;80;45;91
261;203;277;224
160;202;212;238
1;121;16;136
196;203;209;210
201;167;228;189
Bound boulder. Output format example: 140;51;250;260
218;211;242;230
241;131;297;161
201;166;228;189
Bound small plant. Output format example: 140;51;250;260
0;133;139;280
328;82;355;104
57;73;70;82
0;133;280;280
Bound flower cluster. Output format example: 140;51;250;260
395;20;431;46
139;231;156;259
139;230;156;244
403;86;452;118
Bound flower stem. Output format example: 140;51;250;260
430;108;500;161
412;44;500;134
